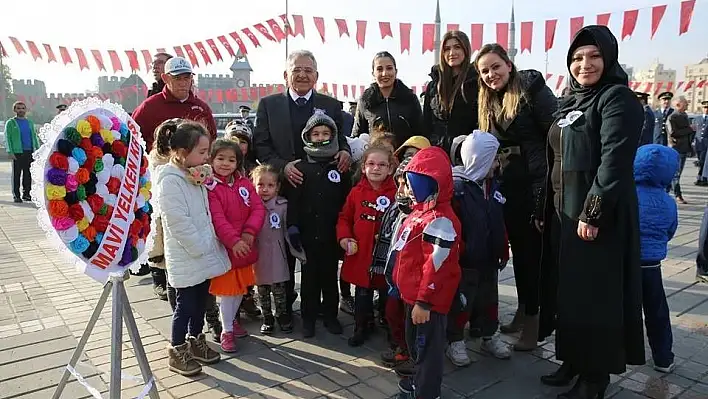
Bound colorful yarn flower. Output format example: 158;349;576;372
48;200;69;218
86;115;101;133
77;185;87;201
58;225;79;243
76;168;90;185
98;115;113;130
47;168;68;186
90;133;105;148
49;152;69;170
68;203;84;221
139;187;151;201
93;158;105;173
71;148;87;166
46;184;67;200
83;242;99;258
106;177;120;194
95;183;109;199
79;138;93;152
93;215;109;232
76;217;89;232
65;191;79;205
52;216;75;231
111;164;125;179
111;130;122;142
100;129;114;144
112;141;128;159
84;156;97;173
63;127;82;144
69;235;90;254
68;158;79;174
57;139;75;156
65;175;78;192
105;194;117;207
87;194;104;213
80;201;95;222
95;232;104;244
110;116;121;131
83;226;97;242
76;120;93;138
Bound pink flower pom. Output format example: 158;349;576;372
52;216;75;231
110;117;121;131
66;174;79;191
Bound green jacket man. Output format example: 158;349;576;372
5;101;39;202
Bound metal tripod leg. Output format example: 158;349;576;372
109;274;124;398
51;280;113;399
119;282;160;399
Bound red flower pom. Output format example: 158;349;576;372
86;115;101;133
79;138;93;152
107;177;121;194
68;203;84;221
84;155;96;173
113;141;128;159
49;152;69;171
92;215;109;232
76;168;90;184
140;155;149;175
129;219;141;238
103;205;114;218
129;232;140;245
47;200;69;218
89;147;104;159
87;194;104;213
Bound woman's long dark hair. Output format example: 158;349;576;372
437;31;472;116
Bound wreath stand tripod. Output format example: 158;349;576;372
52;272;160;399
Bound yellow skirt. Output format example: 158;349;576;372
209;265;256;296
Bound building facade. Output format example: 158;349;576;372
98;76;127;93
634;61;676;108
684;57;708;113
196;50;253;113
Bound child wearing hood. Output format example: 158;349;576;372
634;144;679;373
447;132;511;368
393;146;461;399
287;110;352;338
393;136;431;163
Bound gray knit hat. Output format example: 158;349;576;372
302;109;340;160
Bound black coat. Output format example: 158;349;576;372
352;79;423;146
551;84;645;374
423;66;479;154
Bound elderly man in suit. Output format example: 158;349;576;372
254;49;351;317
654;91;674;146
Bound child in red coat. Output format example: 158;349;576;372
337;146;397;347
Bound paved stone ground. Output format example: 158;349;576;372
0;159;707;399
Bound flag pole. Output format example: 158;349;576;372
284;0;290;60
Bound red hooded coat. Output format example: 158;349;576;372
393;147;461;314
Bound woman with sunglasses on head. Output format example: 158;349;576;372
474;43;557;351
352;51;423;146
422;30;479;155
539;26;645;399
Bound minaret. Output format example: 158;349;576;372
508;0;518;62
433;0;441;64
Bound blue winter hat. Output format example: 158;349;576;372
406;172;437;203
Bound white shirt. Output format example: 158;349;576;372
289;88;313;103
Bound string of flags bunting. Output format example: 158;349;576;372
0;1;696;73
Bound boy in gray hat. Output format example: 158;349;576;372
287;110;352;338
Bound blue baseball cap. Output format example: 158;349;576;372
164;57;193;75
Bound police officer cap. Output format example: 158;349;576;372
239;105;251;112
701;100;708;106
634;92;649;100
658;91;674;100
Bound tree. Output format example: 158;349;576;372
0;63;17;120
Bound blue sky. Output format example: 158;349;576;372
1;0;706;96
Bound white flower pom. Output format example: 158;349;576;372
127;211;135;223
112;164;125;179
136;195;145;209
95;183;109;200
79;200;95;223
106;194;117;207
96;169;111;184
68;157;80;174
111;130;122;142
98;115;113;130
137;239;145;254
102;153;115;170
58;225;79;243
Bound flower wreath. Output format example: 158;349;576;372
30;98;154;283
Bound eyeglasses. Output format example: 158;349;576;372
290;67;316;75
365;161;390;169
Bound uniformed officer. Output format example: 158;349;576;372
654;91;674;146
635;92;655;147
239;105;254;130
695;100;708;186
56;104;68;114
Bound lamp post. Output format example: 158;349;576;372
284;0;290;61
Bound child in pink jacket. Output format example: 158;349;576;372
207;139;266;352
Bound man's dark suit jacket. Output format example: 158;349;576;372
254;91;350;170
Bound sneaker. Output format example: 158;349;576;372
261;314;275;335
398;378;414;394
697;273;708;284
233;320;249;338
167;342;202;376
324;318;343;335
481;335;511;359
446;340;471;367
653;362;675;373
381;347;409;368
339;296;355;315
187;334;220;364
13;197;22;203
394;358;416;378
220;332;237;353
240;296;262;318
22;195;32;202
153;284;168;301
277;313;294;333
209;323;222;343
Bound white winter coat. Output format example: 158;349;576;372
155;163;230;288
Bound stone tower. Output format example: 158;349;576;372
433;0;441;64
229;50;253;91
508;1;518;62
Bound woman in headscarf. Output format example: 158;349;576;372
423;31;479;155
538;25;645;399
352;51;423;145
474;44;557;351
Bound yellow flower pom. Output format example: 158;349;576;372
143;181;152;191
100;129;114;143
46;184;67;200
76;120;92;138
139;187;151;201
76;218;89;232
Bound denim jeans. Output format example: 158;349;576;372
670;153;687;197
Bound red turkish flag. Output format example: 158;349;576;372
0;41;6;58
141;49;152;72
321;83;329;94
217;35;235;57
108;50;122;72
313;17;327;43
173;46;185;58
666;81;674;92
43;44;57;63
182;45;199;67
194;42;212;65
91;50;106;71
471;24;483;51
254;23;276;42
198;89;207;101
422;23;435;54
206;39;223;61
156;48;167;54
9;37;25;54
335;19;350;37
676;81;684;91
215;89;223;103
400;23;412;53
651;5;667;39
679;0;695;35
632;81;642;90
621;9;639;40
59;46;73;65
546;73;553;81
332;83;338;97
555;75;565;91
125;50;141;71
343;85;349;97
645;82;653;92
411;86;417;94
698;80;706;89
351;85;357;98
75;48;89;70
685;80;694;90
596;13;611;26
496;23;509;51
356;20;367;48
26;41;42;60
280;14;293;36
544;20;557;52
520;21;533;54
229;32;248;55
292;15;305;37
241;28;261;47
259;86;267;98
359;85;366;97
277;84;286;93
654;81;664;95
250;87;258;100
570;17;584;41
379;22;393;39
447;23;459;32
267;19;287;42
207;89;213;102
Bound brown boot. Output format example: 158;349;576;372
168;343;202;376
500;304;525;333
513;314;539;351
188;334;221;364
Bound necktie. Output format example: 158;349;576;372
296;97;307;107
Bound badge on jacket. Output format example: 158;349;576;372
269;212;280;229
239;186;250;206
328;170;341;183
375;196;391;212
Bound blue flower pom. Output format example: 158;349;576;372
71;147;87;166
139;176;148;186
142;203;150;212
96;232;104;244
69;235;90;254
119;123;129;136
